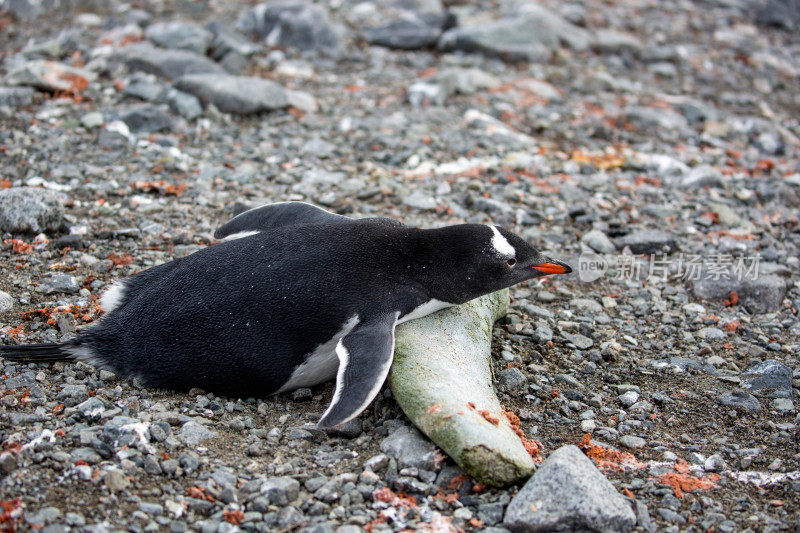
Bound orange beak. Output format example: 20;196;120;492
530;261;572;275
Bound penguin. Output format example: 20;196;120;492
0;202;571;428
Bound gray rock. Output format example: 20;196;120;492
104;416;148;446
118;104;173;133
325;418;362;439
0;86;35;107
2;0;41;20
0;187;65;233
619;435;646;449
756;0;800;30
277;506;305;529
6;60;93;92
772;398;795;413
496;367;527;391
380;424;439;470
139;502;164;515
681;165;724;189
145;21;212;54
504;445;636;532
174;74;288;114
717;390;761;413
438;16;551;62
624;107;689;132
438;6;589;61
407;80;446;107
566;333;593;349
581;230;615;253
40;274;79;294
532;323;553;344
617;230;677;254
0;290;14;313
104;469;130;491
166;89;202;120
76;397;106;420
402;190;438;211
119;43;224;80
71;447;102;465
179;420;216;445
364;13;452;50
25;506;61;526
0;451;16;473
742;360;793;398
237;1;342;55
122;73;164;101
291;387;312;401
593;29;643;54
619;391;639;407
698;327;726;341
81;111;104;129
569;298;603;314
689;268;787;314
206;21;259;60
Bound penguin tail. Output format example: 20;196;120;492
0;341;79;363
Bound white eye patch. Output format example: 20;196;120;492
489;225;515;257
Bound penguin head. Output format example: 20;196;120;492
423;224;572;303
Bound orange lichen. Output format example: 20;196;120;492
448;474;470;492
578;434;645;472
723;291;739;307
187;486;215;502
478;410;500;426
107;253;135;267
434;489;459;504
131;180;187;196
221;510;244;525
3;239;34;254
655;471;720;498
19;302;102;327
503;407;543;462
572;150;625;170
0;498;23;532
372;487;417;508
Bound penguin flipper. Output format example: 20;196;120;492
214;202;351;240
317;313;398;429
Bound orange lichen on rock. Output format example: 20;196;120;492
502;407;543;462
187;486;215;502
434;489;459;504
0;498;23;532
221;509;244;525
448;474;470;491
20;302;102;327
478;410;500;426
427;403;442;414
131;180;188;196
107;253;135;267
578;434;645;472
655;471;721;498
572;149;625;170
4;239;35;254
372;487;417;508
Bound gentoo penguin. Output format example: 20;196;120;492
0;202;571;428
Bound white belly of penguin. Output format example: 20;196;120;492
276;315;359;393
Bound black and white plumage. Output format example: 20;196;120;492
0;202;571;428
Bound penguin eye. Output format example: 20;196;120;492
507;258;517;267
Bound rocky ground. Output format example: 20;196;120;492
0;0;799;531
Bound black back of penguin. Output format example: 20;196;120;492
86;219;427;396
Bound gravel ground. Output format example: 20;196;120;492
0;0;799;531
